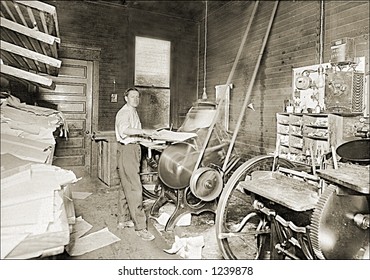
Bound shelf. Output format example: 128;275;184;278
0;1;61;88
291;145;303;150
1;63;55;89
291;134;303;138
306;124;328;129
277;112;330;166
305;113;328;117
278;132;289;136
305;136;328;141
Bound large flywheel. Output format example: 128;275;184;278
216;155;296;259
310;184;369;259
158;142;200;189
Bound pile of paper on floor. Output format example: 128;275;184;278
0;94;75;259
1;94;68;144
1;94;68;163
0;154;78;259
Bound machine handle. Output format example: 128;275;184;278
354;214;370;230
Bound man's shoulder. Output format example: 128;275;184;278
116;105;129;115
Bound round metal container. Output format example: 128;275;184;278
336;139;370;163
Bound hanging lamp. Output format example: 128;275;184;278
201;1;208;100
316;0;325;88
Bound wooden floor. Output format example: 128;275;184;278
56;173;222;260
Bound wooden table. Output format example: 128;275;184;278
239;171;320;212
317;165;370;194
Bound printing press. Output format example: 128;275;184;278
215;134;369;260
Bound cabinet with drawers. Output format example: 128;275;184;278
276;112;363;166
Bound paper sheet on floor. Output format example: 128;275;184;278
66;227;120;256
72;192;92;200
155;212;191;227
154;203;192;227
164;235;204;259
70;216;93;240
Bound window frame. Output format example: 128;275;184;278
133;35;172;129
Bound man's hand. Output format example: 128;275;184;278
142;129;156;136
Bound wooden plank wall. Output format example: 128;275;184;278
48;0;198;131
8;1;368;161
200;0;369;159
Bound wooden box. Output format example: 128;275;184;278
96;133;120;187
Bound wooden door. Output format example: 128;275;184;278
38;58;93;176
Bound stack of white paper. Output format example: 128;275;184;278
1;95;67;145
0;155;77;259
0;95;74;259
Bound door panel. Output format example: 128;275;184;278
38;58;93;175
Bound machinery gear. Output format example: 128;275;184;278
310;184;369;259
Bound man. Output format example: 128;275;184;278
115;87;155;241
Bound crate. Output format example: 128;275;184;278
97;137;120;187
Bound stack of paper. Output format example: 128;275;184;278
0;95;68;165
0;155;78;259
0;95;75;259
152;130;197;142
0;94;67;145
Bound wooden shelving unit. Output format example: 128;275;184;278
0;0;61;89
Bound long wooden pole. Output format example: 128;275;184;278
194;0;260;172
222;0;280;171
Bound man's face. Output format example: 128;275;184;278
125;90;140;108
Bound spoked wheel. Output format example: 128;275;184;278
216;155;295;259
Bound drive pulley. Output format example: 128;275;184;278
189;167;223;201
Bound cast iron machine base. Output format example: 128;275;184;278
150;186;217;231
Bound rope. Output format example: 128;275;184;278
202;1;208;99
222;0;280;171
194;0;260;172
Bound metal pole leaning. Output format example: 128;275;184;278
193;0;260;172
222;0;280;171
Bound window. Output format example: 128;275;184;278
134;36;171;129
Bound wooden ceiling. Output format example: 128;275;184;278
88;0;230;22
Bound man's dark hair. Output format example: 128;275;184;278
124;87;140;97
